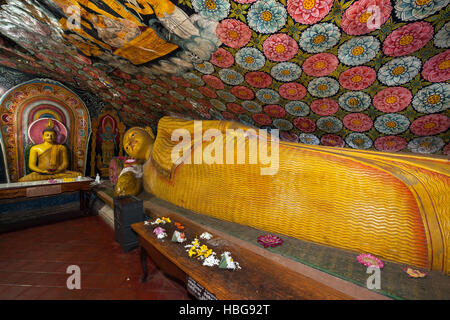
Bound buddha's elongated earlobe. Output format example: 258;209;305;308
144;126;155;140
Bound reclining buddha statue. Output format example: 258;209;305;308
19;119;82;182
115;116;450;275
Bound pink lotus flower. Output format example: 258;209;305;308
321;134;344;147
374;136;407;152
216;19;252;49
227;103;246;114
263;33;299;62
175;87;190;97
287;0;334;25
264;105;286;118
343;113;373;132
202;75;225;90
302;53;339;77
422;49;450;83
257;234;283;248
294;117;316;132
252;113;272;125
210;48;235;68
231;86;255;100
310;98;339;116
410;114;450;136
383;22;433;57
198;86;218;99
373;87;412;113
356;253;384;268
245;71;273;88
341;0;392;35
339;66;376;90
279;82;306;100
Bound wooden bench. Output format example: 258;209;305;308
132;200;388;300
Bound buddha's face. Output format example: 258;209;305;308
123;127;153;159
42;131;56;144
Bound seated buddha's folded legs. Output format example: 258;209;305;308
18;171;83;182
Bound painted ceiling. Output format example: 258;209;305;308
0;0;449;155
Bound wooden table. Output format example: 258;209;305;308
0;177;93;215
132;213;355;300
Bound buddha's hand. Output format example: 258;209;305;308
114;171;141;197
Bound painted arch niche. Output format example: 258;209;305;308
0;79;91;182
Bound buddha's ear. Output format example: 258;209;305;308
144;126;155;140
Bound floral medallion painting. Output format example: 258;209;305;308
0;0;448;155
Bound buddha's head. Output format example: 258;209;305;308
42;128;56;144
123;126;155;160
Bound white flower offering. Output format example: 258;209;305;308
200;232;213;240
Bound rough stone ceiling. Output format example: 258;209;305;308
0;0;449;155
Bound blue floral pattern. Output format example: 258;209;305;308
299;23;341;54
394;0;449;21
242;100;263;113
183;72;205;86
412;83;450;114
270;62;302;82
285;101;310;116
273;118;294;131
345;133;373;149
218;68;244;85
192;0;231;21
235;47;266;71
434;21;450;48
407;136;445;154
378;56;422;86
256;88;281;104
374;114;411;134
316;116;343;133
247;0;287;34
338;36;380;66
308;77;340;97
217;89;237;102
338;92;371;112
194;61;215;74
299;133;320;145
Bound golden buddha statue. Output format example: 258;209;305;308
116;116;450;275
19;119;82;182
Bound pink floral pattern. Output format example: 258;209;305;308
374;136;407;152
216;19;252;49
356;253;384;268
222;111;238;120
422;49;450;83
227;103;246;114
264;104;286;118
210;48;235;68
198;86;218;98
263;34;299;62
279;82;307;100
302;53;339;77
202;75;225;90
171;76;191;87
280;131;299;142
252;113;272;125
310;98;339;115
339;66;376;90
341;0;392;35
373;87;412;113
294;117;316;132
231;85;255;100
383;21;433;57
410;114;450;136
343;113;373;132
245;71;273;88
321;134;345;147
287;0;334;25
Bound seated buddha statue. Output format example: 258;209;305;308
116;116;449;275
19;119;83;182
